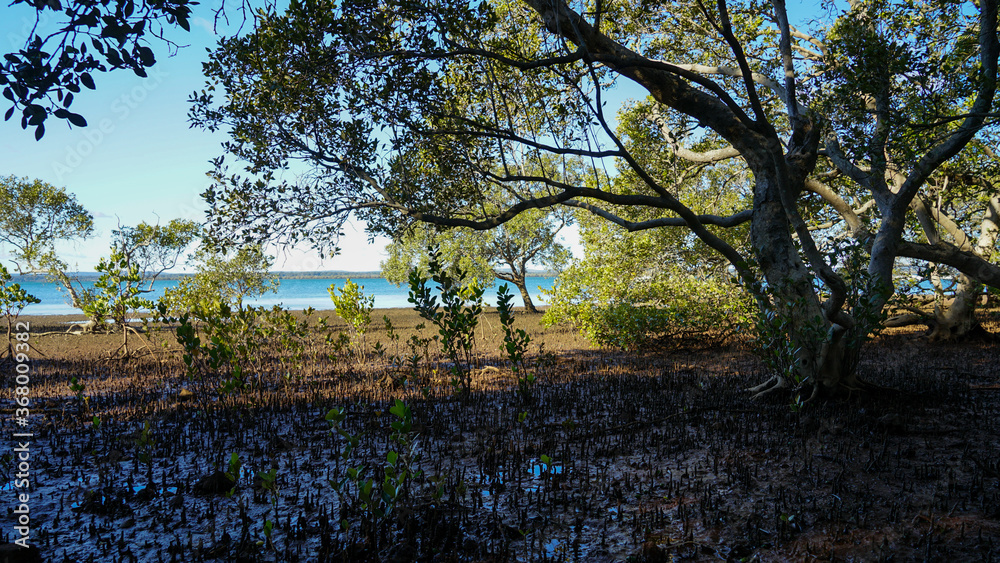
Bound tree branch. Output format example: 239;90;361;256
897;240;1000;290
562;200;752;230
891;0;1000;213
803;178;875;236
523;0;763;145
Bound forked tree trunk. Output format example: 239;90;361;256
887;275;992;341
496;270;540;313
927;277;988;340
516;281;539;314
744;156;863;398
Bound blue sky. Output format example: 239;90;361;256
0;2;826;274
0;4;392;272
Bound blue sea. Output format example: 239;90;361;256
11;276;558;316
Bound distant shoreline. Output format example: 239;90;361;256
12;271;559;281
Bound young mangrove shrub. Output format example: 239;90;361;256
408;246;484;395
329;278;375;356
256;467;279;551
0;264;40;361
161;301;312;394
325;399;421;546
90;250;156;356
166;301;263;393
496;283;536;401
544;264;752;350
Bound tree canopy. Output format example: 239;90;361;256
1;0;196;138
110;218;200;289
160;244;278;315
0;175;93;273
382;207;570;313
52;218;199;328
191;0;999;398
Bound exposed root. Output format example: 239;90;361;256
107;325;153;360
885;313;928;328
748;372;904;404
801;381;823;405
748;375;789;400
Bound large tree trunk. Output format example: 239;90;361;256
745;153;861;398
887;275;993;341
927;276;988;340
515;281;539;314
496;268;540;314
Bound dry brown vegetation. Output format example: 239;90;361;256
2;308;999;562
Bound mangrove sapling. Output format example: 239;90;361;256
325;399;422;548
68;376;90;415
224;452;242;498
325;329;352;361
404;322;436;391
0;264;40;362
90;251;156;358
256;467;279;551
497;284;536;401
375;315;418;387
134;420;156;492
329;279;375;358
408;246;484;395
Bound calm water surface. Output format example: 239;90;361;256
14;276;557;316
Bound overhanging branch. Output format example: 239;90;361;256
563;199;751;230
897;240;1000;290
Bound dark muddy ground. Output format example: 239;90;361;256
1;311;999;562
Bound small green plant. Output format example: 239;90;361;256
134;420;156;489
68;376;89;413
224;452;242;498
496;283;536;401
538;454;555;481
408;246;484;395
325;399;421;546
257;468;279;550
329;279;375;356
